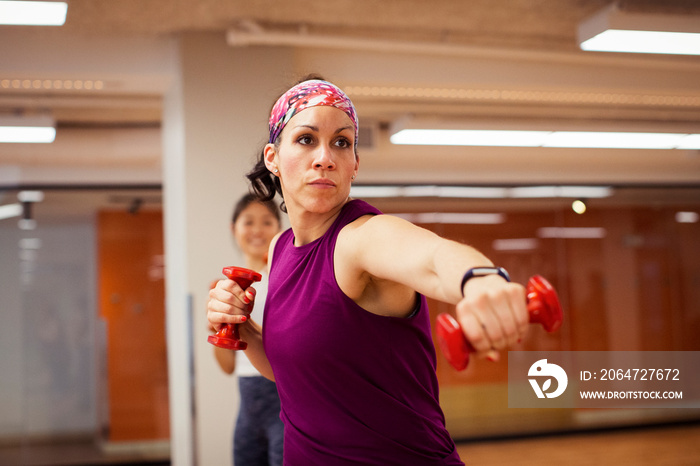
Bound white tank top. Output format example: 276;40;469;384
235;270;268;377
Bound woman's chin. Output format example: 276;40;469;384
302;192;350;213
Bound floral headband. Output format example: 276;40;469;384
268;80;358;146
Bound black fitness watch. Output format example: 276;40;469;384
460;267;511;296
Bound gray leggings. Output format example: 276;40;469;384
234;376;284;466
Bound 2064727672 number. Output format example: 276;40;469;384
599;368;680;381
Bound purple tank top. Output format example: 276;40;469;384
264;200;463;465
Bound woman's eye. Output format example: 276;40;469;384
335;137;351;148
297;135;314;145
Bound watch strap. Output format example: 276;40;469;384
460;267;511;296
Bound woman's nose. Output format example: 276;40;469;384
313;146;336;170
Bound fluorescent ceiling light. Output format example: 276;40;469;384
436;186;508;198
492;238;539;251
401;185;509;198
390;129;700;149
542;131;687;149
401;185;443;197
19;238;42;249
390;129;548;147
509;186;612;199
391;212;506;225
0;203;23;221
0;126;56;143
350;185;509;199
0;115;56;143
349;186;404;198
18;219;37;230
675;211;699;223
578;4;700;55
351;185;613;199
0;1;67;26
17;190;45;202
537;227;607;239
677;134;700;150
581;30;700;55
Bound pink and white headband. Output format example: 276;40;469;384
268;80;358;146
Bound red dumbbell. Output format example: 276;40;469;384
208;266;262;350
435;275;563;371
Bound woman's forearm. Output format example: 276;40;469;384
213;346;236;374
430;238;495;304
238;318;275;381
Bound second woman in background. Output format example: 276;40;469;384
210;193;283;466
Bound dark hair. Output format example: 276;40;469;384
232;192;281;226
246;145;284;211
246;73;349;214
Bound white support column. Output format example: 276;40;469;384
163;32;292;465
162;37;194;466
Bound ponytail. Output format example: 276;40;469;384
246;146;286;213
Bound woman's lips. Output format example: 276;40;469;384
309;178;336;188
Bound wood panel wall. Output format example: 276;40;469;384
97;209;169;442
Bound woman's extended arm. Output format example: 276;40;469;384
336;214;529;360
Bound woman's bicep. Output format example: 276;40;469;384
345;215;443;295
345;215;493;304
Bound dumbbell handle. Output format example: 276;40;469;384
207;266;262;351
436;275;563;371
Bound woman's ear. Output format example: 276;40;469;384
352;153;360;180
264;143;279;176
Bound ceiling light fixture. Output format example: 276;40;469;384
350;185;613;200
0;78;105;91
578;4;700;55
349;185;509;199
390;212;506;225
0;1;68;26
390;117;700;150
0;115;56;143
537;227;606;239
17;190;45;202
0;203;23;221
492;238;539;251
390;129;700;149
15;190;44;230
675;211;699;223
572;200;587;214
509;186;612;199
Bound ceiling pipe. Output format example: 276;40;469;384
225;21;700;70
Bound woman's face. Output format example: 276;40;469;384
232;202;280;261
265;105;359;215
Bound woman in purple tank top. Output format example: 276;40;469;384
208;76;530;465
